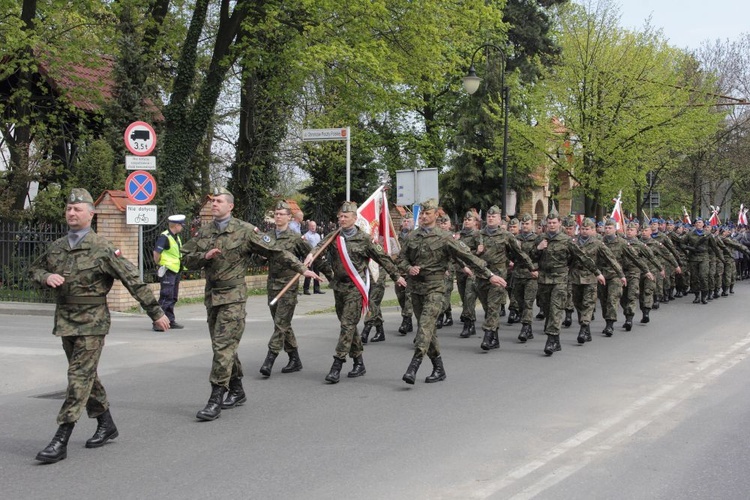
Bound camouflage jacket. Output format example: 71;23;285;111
514;231;540;279
642;237;679;269
454;228;481;272
721;235;750;259
476;227;534;276
29;231;164;336
182;217;306;306
572;236;623;284
626;237;663;272
682;229;711;262
651;231;683;266
602;235;650;276
530;231;600;285
315;226;400;292
265;228;312;291
398;227;493;295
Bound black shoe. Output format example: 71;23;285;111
652;299;660;310
544;335;560;356
500;305;506;317
281;349;303;373
693;293;701;304
314;290;326;294
347;356;366;378
436;313;444;329
640;309;650;324
713;290;721;299
259;350;278;377
624;316;633;331
584;325;592;342
701;291;708;304
507;309;520;324
518;323;532;342
730;285;735;294
370;324;385;343
325;357;344;384
361;323;372;344
490;330;500;349
36;423;75;464
443;312;454;327
170;322;185;329
562;310;573;328
402;356;422;385
303;291;311;295
398;316;412;335
221;378;247;409
535;311;545;320
85;410;119;448
480;329;494;351
577;325;587;344
460;320;474;338
721;287;729;297
603;320;614;337
675;290;684;298
425;356;446;383
196;385;227;421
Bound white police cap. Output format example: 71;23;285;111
168;214;186;224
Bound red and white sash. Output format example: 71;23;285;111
337;234;370;315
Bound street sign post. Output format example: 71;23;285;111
124;121;157;156
125;170;157;205
396;168;439;206
302;127;351;200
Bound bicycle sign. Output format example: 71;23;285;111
126;205;157;225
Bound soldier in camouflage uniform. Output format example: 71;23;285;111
308;201;406;384
571;218;624;343
456;211;481;338
667;221;689;297
399;199;506;384
258;201;314;377
436;215;455;328
602;220;653;334
513;214;540;342
362;260;387;344
530;213;603;356
630;225;666;323
395;218;414;335
30;188;170;464
182;188;317;421
506;218;521;324
474;206;533;351
682;217;712;304
720;227;750;294
710;227;728;299
561;216;577;328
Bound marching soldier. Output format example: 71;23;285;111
306;201;406;384
436;215;455;328
627;224;664;323
399;199;506;384
506;217;521;324
561;216;577;328
513;214;540;342
720;227;750;294
395;218;414;335
649;218;683;303
258;201;314;377
30;188;171;463
456;211;481;338
682;217;712;304
181;188;318;421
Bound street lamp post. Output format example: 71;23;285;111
462;44;510;218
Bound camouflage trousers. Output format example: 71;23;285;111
689;260;709;292
724;259;736;288
411;291;443;359
442;270;454;314
365;273;386;326
714;259;724;291
334;287;365;360
639;274;656;310
564;279;574;312
538;281;568;336
708;259;717;291
57;335;108;425
511;277;538;325
598;278;623;321
395;280;413;318
456;272;477;321
476;276;505;331
653;266;664;300
572;283;597;326
620;272;641;317
662;264;675;297
207;302;245;388
267;284;299;354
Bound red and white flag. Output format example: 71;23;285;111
708;205;721;227
738;204;748;226
610;191;625;231
356;185;401;287
682;206;692;225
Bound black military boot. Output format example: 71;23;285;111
693;292;701;304
259;350;278;377
544;335;561;356
221;378;246;409
500;304;506;317
675;289;684;298
460;320;474;338
488;329;500;350
402;356;423;385
196;384;227;421
640;308;650;324
436;313;444;329
713;289;721;299
348;356;366;378
624;315;633;331
562;310;573;328
370;324;385;342
603;320;615;337
730;284;735;294
584;324;592;342
707;289;714;301
85;409;119;448
518;323;532;342
443;311;454;327
507;309;518;324
577;325;587;344
652;297;660;310
35;423;75;463
361;323;372;344
281;349;303;373
721;286;729;297
701;290;709;304
398;316;412;335
535;311;545;320
325;357;345;384
480;329;494;351
425;356;446;383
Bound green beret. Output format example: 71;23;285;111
487;205;502;215
626;222;638;230
339;201;358;213
212;186;233;197
581;218;596;229
275;200;291;211
438;215;450;223
464;211;477;220
420;198;439;211
604;218;617;227
562;216;576;227
68;188;93;205
509;218;519;226
520;213;533;222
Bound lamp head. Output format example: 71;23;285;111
462;66;482;95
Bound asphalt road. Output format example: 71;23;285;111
2;284;750;499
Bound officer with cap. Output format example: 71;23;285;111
153;214;187;330
456;210;481;338
30;188;170;463
436;214;456;328
513;213;540;342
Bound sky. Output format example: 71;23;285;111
612;0;747;50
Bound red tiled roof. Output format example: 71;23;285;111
94;190;129;212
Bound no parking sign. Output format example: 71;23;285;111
125;170;157;205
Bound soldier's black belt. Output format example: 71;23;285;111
57;296;107;305
411;274;445;281
210;278;246;289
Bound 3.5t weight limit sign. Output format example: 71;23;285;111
124;121;157;156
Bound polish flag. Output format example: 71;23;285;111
610;191;625;231
708;205;721;227
356;186;401;281
682;206;692;225
738;204;748;226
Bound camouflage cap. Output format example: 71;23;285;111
438;215;450;223
625;222;639;230
604;218;617;227
339;201;358;213
509;218;519;226
487;205;502;215
68;188;93;205
275;200;291;211
520;213;533;222
562;216;576;227
581;218;596;229
464;210;478;220
212;186;233;197
420;198;439;211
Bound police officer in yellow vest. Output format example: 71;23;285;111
152;214;186;330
